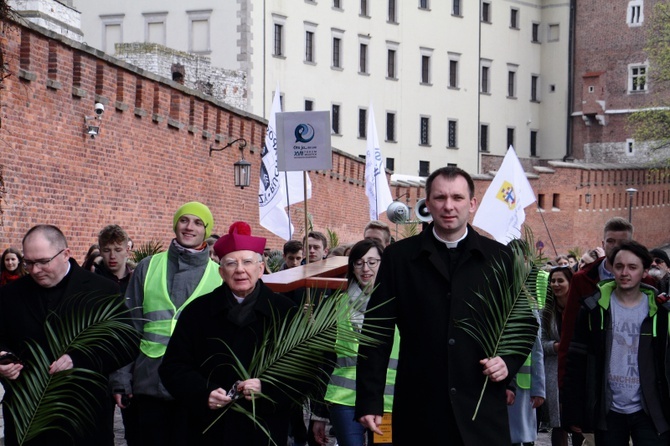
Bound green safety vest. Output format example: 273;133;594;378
325;319;400;412
536;269;549;309
516;353;532;390
139;252;222;358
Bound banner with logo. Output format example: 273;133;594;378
365;104;393;220
472;146;536;244
276;111;332;172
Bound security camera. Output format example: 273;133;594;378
94;103;105;116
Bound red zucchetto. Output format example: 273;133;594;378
213;221;266;259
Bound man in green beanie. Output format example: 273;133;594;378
110;202;222;446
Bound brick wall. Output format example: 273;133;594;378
0;19;668;263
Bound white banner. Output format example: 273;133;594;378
365;104;393;220
276;111;332;172
472;146;536;244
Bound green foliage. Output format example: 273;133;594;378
567;247;582;258
205;291;382;440
4;293;138;444
265;249;284;273
455;230;541;420
399;221;419;240
131;240;164;264
326;228;339;249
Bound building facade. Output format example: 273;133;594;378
70;0;571;176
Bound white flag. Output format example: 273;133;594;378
259;87;312;240
472;146;536;244
364;104;393;220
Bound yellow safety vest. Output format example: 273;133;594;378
139;252;222;358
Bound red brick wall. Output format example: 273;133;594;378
0;21;668;263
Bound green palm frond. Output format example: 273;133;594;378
205;290;382;438
265;250;284;273
455;230;541;420
131;240;164;264
5;293;138;444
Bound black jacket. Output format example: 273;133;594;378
0;259;136;446
355;224;535;445
159;280;299;446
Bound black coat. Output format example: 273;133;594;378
0;259;135;446
355;224;535;445
159;280;299;446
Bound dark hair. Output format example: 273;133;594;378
549;265;574;284
98;225;129;248
23;224;68;250
304;231;328;250
1;247;27;276
425;166;475;200
82;244;101;271
347;239;384;286
603;217;633;237
283;240;303;256
608;240;653;270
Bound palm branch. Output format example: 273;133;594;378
4;293;139;444
455;230;542;420
131;239;164;264
204;290;383;441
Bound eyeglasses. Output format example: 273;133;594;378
221;258;262;271
353;258;381;269
23;249;65;269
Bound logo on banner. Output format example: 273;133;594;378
259;133;280;208
496;181;517;210
292;124;318;160
294;124;315;143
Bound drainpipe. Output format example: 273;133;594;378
564;0;576;161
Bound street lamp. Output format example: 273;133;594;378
209;138;251;189
626;188;637;223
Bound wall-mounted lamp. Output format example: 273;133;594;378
84;102;105;139
209;138;251;189
584;193;592;204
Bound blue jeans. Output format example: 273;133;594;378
595;410;669;446
329;404;368;446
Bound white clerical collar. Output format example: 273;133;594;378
233;295;245;304
433;226;468;249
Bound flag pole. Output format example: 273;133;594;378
303;170;311;310
284;171;292;240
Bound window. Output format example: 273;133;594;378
386;49;397;79
480;124;489;151
482;2;491;23
359;43;368;74
421;56;431;83
626;138;635;156
627;0;643;26
530;130;538;156
507;127;515;149
143;12;167;45
360;0;369;16
386;157;395;171
507;70;516;98
531;75;539;101
359;108;367;138
187;10;212;54
332;37;342;68
629;64;648;92
448;53;460;88
532;23;540;43
386;112;396;142
481;59;491;93
420;117;430;145
419;160;430;177
332;104;341;134
548;24;559;42
388;0;397;23
448;120;457;148
510;8;519;29
100;14;124;54
305;100;314;111
273;24;284;56
333;0;341;8
305;30;315;63
419;0;429;10
452;0;461;16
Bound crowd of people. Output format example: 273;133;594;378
0;166;668;445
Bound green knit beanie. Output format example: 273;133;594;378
173;202;214;238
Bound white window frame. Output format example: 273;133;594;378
627;0;644;26
628;63;648;93
448;52;460;89
304;22;318;64
100;14;124;54
547;23;560;42
143;12;168;46
359;35;371;74
447;119;458;148
481;1;491;23
387;41;399;79
420;47;433;85
626;138;636;157
510;8;520;29
531;74;540;102
480;59;492;93
331;28;344;69
272;14;287;57
419;115;431;146
419;0;430;10
187;9;212;54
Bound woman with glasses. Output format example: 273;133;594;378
313;239;399;446
0;247;27;286
542;266;582;446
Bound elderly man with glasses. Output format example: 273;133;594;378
0;224;137;445
649;248;670;296
159;221;299;446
